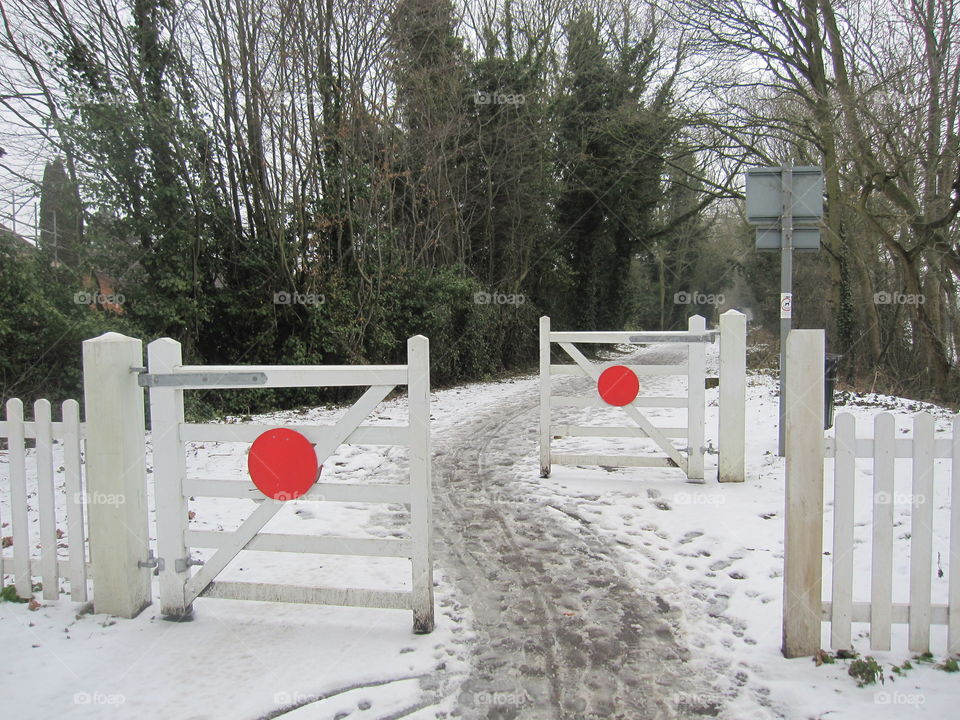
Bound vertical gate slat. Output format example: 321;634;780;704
870;412;895;651
35;400;59;600
686;315;706;482
948;415;960;654
909;412;935;652
6;399;31;598
408;335;434;634
539;316;551;478
62;400;87;602
831;412;856;650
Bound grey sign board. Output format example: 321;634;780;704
746;166;824;223
756;226;821;252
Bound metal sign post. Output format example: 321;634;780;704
745;165;823;457
778;165;793;457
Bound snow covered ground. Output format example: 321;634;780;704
1;341;959;718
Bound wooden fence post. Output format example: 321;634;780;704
408;335;434;633
686;315;706;482
718;310;746;482
782;329;825;658
539;316;551;478
82;332;151;618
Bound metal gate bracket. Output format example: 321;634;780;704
138;372;268;388
175;556;205;573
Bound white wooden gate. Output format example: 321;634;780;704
539;315;712;481
146;336;434;633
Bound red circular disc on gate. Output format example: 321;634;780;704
248;429;320;501
597;365;640;406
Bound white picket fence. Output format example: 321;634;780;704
539;310;746;483
823;413;960;654
782;328;960;657
0;399;88;602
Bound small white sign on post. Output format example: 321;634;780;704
780;293;793;319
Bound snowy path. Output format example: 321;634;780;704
430;347;722;719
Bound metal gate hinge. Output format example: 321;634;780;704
175;556;204;573
138;550;164;571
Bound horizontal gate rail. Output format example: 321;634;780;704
142;364;408;389
180;423;410;446
201;582;412;610
182;479;411;504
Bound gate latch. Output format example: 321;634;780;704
175;556;205;573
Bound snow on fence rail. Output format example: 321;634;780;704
782;329;960;657
0;399;88;602
146;335;434;633
539;310;746;483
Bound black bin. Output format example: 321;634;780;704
824;353;842;429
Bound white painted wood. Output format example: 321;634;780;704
686;315;706;482
186;530;412;558
83;333;151;618
822;601;949;625
718;309;746;482
165;364;407;388
540;316;551;478
0;421;85;440
6;399;31;598
313;385;395;464
180;423;409;446
559;342;688;470
62;400;87;602
34;400;58;601
184;498;284;603
552;396;689;408
870;412;895;651
949;416;960;654
408;335;434;634
148;338;192;618
550;454;676;468
183;479;411;504
551;425;687;439
830;412;856;650
823;437;955;459
782;329;825;658
201;581;411;610
550;364;687;377
909;412;935;652
549;330;715;344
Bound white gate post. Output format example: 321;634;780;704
408;335;435;633
782;329;825;658
82;333;151;618
718;310;746;482
686;315;706;482
539;316;551;478
148;338;192;618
